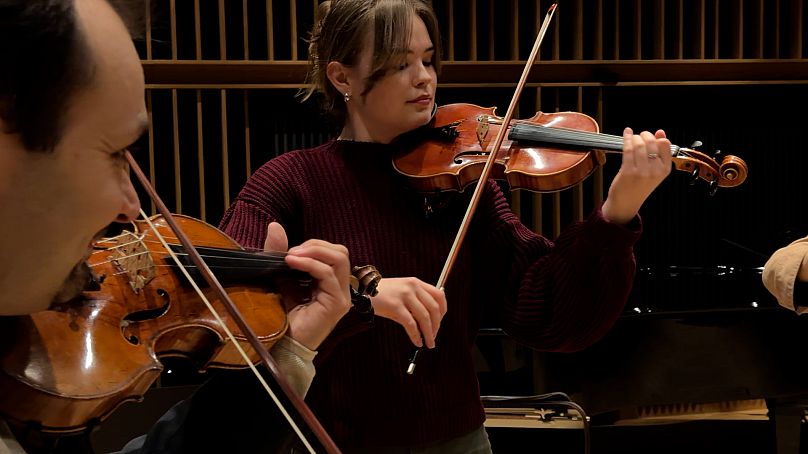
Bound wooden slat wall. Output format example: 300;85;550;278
136;0;807;237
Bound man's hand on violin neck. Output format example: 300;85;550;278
603;128;672;225
264;222;352;350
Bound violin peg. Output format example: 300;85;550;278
709;178;719;196
690;140;703;149
689;167;699;185
713;149;722;160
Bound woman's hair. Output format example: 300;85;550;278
301;0;441;126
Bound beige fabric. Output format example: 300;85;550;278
0;422;26;454
762;236;808;314
269;335;318;397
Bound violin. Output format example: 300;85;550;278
0;214;308;432
394;102;748;195
0;154;342;453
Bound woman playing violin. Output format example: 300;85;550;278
0;1;351;452
210;0;674;452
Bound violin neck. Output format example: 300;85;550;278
168;244;310;288
508;122;680;155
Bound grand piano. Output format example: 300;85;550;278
479;263;808;454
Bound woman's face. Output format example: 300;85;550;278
342;15;437;143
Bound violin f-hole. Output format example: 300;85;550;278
121;288;172;346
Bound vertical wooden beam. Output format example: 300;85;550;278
792;0;803;57
653;0;664;59
291;0;299;60
145;0;153;59
696;0;705;58
551;192;561;239
146;91;156;214
733;0;744;58
574;0;584;59
755;0;764;58
244;91;252;179
221;90;231;210
243;0;250;59
634;0;642;59
448;0;455;60
511;0;519;60
594;0;603;59
267;0;275;60
676;0;684;58
775;0;780;58
172;89;182;213
470;0;478;60
713;0;720;58
511;190;522;219
194;0;202;60
614;0;621;59
196;91;206;221
219;0;227;59
488;0;495;60
170;0;177;59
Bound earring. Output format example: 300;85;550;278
344;92;352;103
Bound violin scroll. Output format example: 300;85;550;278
672;146;748;194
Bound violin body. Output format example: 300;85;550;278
0;215;298;433
393;103;606;193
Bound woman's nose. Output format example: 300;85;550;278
414;63;434;87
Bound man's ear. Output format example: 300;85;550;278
326;61;352;96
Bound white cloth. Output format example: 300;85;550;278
270;335;318;397
0;421;25;454
762;236;808;313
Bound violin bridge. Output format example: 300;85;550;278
476;115;489;147
107;231;156;293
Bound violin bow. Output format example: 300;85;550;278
407;2;559;375
125;152;341;454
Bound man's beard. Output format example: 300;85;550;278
50;260;94;306
48;223;129;308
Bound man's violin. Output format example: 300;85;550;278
0;214;307;433
0;152;343;453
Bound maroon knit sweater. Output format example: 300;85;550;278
219;139;641;449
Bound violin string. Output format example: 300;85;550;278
88;251;288;269
91;236;148;255
89;251;152;267
89;240;288;267
94;231;136;243
133;237;269;254
136;209;317;453
108;263;297;278
120;233;268;254
508;119;686;157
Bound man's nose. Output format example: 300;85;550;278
116;177;141;223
